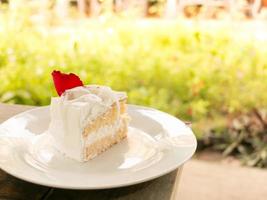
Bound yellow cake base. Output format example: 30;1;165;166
84;117;128;161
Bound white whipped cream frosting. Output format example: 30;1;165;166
48;85;126;162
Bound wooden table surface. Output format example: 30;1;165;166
0;103;183;200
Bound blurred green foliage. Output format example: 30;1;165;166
1;8;267;142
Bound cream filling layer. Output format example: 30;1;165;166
83;120;120;146
81;120;122;161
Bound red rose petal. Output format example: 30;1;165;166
52;70;84;96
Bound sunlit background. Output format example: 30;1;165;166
1;0;267;174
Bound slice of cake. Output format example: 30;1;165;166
48;71;128;162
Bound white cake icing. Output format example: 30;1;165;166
48;85;126;162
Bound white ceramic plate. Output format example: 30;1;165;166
0;105;196;189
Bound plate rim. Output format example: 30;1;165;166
0;104;197;189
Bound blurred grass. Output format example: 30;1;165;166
1;8;267;138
